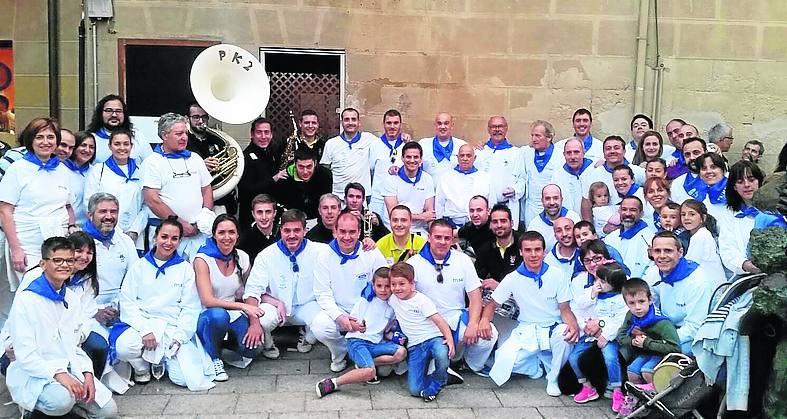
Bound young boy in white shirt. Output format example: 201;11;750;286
387;262;454;402
316;267;407;397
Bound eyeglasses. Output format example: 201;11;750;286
44;257;76;266
102;108;124;115
189;114;209;121
167;159;192;178
289;255;299;273
435;263;444;283
582;255;605;266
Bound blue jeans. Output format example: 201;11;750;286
196;307;261;359
407;336;449;397
346;338;402;368
82;332;109;378
627;354;662;375
568;339;622;387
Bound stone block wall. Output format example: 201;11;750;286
2;0;787;168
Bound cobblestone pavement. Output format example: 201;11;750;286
0;345;618;419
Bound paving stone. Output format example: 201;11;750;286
275;373;326;392
473;407;543;418
407;407;478;418
340;408;410;418
305;388;372;411
200;415;267;419
435;388;502;409
164;394;239;415
309;359;334;374
235;392;306;413
280;345;331;360
269;412;339;419
139;379;209;395
537;406;614;418
115;394;170;416
123;416;196;419
247;359;309;376
208;375;276;394
370;388;438;410
494;387;564;407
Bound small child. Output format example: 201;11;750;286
589;182;618;237
386;262;454;402
568;262;629;413
657;203;681;232
617;278;680;391
680;199;726;287
316;267;407;398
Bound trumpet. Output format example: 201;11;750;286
363;209;374;238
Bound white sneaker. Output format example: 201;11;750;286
262;345;280;359
546;380;561;397
330;358;347;373
296;327;313;353
212;359;228;382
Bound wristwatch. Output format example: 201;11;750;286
598;320;606;328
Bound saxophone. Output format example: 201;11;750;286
279;110;300;172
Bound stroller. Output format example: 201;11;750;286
622;273;764;418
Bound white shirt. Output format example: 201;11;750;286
595;293;628;341
685;227;726;288
245;240;326;315
670;173;698;205
568;271;596;333
592;205;618;238
94;229;139;306
409;250;480;327
435;168;491;222
418;136;467;186
556;135;604;162
388;292;442;346
526;208;581;250
475;143;527;222
603;221;656;277
382;169;435;234
141;152;212;223
522;145;564;224
313;245;387;320
346;297;394;343
369;135;406;201
65;168;90;227
194;250;250;322
544;245;579;282
84;160;147;234
492;262;570;327
717;209;755;275
91;129;153;164
320;131;377;197
550;160;594;215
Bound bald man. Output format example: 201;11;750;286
475;116;527;224
418;112;467;186
527;184;581;251
543;217;580;279
550;138;593;214
436;144;491;227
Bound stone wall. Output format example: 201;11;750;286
3;0;787;168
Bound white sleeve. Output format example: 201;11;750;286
312;255;344;320
8;294;70;379
490;276;512;305
82;165;102;212
171;266;201;343
512;149;527;200
418;294;439;318
244;253;271;301
141;159;163;190
0;164;22;205
462;257;482;293
718;216;748;275
119;263;165;337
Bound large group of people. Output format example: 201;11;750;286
0;93;785;418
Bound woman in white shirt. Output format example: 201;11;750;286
718;160;766;275
194;214;261;382
63;131;96;227
83;130;146;244
695;152;732;221
0;118;76;288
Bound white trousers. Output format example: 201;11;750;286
258;301;321;345
310;311;348;364
490;323;573;386
114;328;188;388
453;320;499;371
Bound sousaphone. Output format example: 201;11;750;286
190;44;271;199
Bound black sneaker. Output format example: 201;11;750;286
446;367;464;385
316;378;336;398
366;375;381;385
420;390;437;402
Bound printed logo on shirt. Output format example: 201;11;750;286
357;273;368;282
118;254;126;264
450;276;463;284
407;307;422;315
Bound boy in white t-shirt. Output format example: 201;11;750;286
387;263;454;402
316;267;406;397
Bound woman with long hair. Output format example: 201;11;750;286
718;161;766;274
632;131;664;166
694;152;731;221
680;200;727;286
64;131;97;227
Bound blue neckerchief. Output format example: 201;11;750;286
82;221;115;243
104;156;139;183
682;173;706;200
454;164;478;175
539;207;568;227
432;136;453;162
24;273;68;308
629;139;637;150
563;158;593;178
653;211;663;231
583;272;595;288
22;152;59;172
397;166;423;186
197;238;232;263
276;239;307;272
618;183;641;200
154;144;192;159
68;272;87;288
658;257;699;286
735;204;760;219
671;148;685;164
551;244;578;265
582;134;594;152
486;138;513;152
380;134;403;159
63;159;90;176
533;143;555;173
620;219;648;240
627;304;669;335
144;249;186;277
706;177;728;205
597;291;618;300
328;239;360;265
95;127;111;140
418;243;451;269
340;132;362;150
603;159;631;174
753;212;787;230
516;262;549;288
361;281;375;302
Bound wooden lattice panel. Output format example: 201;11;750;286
266;72;340;140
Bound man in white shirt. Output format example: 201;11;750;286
383;142;436;235
245;209;326;356
418;112;466;186
603;196;655;277
436;144;490;227
551;138;593;215
141;113;213;259
475;116;526;224
580;135;645;221
527;184;581;251
311;212;387;372
320;108;378;200
408;220;498;377
522;120;564;226
555;108;603;162
543;217;580;279
370;109;407;226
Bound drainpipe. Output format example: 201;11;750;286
633;0;650;115
78;7;86;129
92;20;99;106
48;0;60;120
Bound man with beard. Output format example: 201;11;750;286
643;231;713;355
522;120;562;227
551;138;593;215
436;144;490;227
418;112;467;186
458;195;495;253
383;142;435;235
527;184;581;251
669;137;708;204
306;193;342;243
376;205;426;266
555;108;603;162
543;217;580;279
238;117;284;227
475;116;526;224
344;182;388;241
87;94;152;162
580;135;645;221
238;194;281;261
271;148;332;222
603;196;655;277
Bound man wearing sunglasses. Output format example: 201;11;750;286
244;209;325;356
